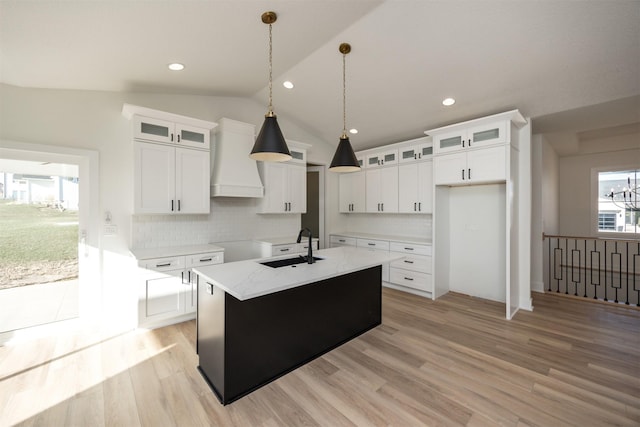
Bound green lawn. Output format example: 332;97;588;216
0;200;78;262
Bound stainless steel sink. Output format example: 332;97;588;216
260;256;323;268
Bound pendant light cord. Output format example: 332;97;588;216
268;22;274;115
342;51;347;138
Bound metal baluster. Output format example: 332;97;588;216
604;240;608;302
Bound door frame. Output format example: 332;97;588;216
306;166;326;249
0;140;101;326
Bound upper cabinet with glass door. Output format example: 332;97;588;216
398;137;433;164
366;149;398;168
133;115;211;150
432;120;507;154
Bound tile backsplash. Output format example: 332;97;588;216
343;213;432;240
131;198;300;249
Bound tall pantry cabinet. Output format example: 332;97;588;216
426;110;530;319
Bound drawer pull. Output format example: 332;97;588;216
368;243;376;246
339;239;346;242
280;248;290;252
404;260;414;264
199;258;213;262
404;277;414;281
156;262;171;267
404;247;414;251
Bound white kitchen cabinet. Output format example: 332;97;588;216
134;141;210;214
366;166;398;213
389;242;433;294
433;120;507;154
398;160;433;213
133;115;211;150
339;170;366;213
366;149;398;168
138;251;223;327
258;161;306;213
433;145;506;185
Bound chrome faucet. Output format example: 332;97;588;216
296;228;314;264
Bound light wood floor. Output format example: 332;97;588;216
1;289;639;426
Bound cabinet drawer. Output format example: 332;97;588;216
142;256;185;271
357;238;390;251
389;268;433;292
390;254;431;274
389;242;431;256
186;252;224;267
330;235;357;247
271;244;298;256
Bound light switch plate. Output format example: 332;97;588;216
104;224;118;235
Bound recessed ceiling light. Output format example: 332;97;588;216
283;81;294;89
349;128;358;134
168;63;185;71
442;97;456;106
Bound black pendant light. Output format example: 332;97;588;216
250;11;292;162
329;43;360;172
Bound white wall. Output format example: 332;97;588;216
0;83;341;330
339;213;431;240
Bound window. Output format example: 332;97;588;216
597;169;639;234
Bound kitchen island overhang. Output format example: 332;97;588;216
194;246;403;405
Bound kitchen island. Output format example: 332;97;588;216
193;246;402;404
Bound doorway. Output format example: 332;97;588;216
302;166;325;249
0;140;100;342
0;160;80;333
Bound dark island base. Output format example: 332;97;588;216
197;265;382;405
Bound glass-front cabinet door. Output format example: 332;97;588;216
467;121;507;148
176;124;210;150
434;130;465;154
399;142;433;163
366;149;398;168
134;116;175;144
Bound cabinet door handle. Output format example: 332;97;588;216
404;277;414;281
171;133;174;142
462;139;465;148
461;169;465;180
178;200;181;211
418;202;421;211
187;270;191;284
381;203;384;212
171;200;174;211
414;202;417;211
177;134;181;143
284;202;287;211
468;168;471;180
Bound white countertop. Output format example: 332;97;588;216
193;246;403;301
331;231;431;245
130;243;224;260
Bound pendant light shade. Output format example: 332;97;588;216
250;11;291;162
329;135;361;172
329;43;360;172
251;114;291;162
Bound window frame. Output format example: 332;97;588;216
591;165;639;238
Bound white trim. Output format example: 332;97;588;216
307;166;326;249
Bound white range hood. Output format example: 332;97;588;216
211;118;264;198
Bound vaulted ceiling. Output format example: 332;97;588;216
1;0;639;151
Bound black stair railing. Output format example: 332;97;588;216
544;234;639;306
